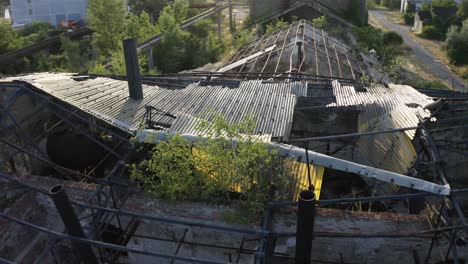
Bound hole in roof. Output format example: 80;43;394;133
72;75;96;82
199;80;240;89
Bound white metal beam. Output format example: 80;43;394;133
134;129;451;195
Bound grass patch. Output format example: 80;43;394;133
398;52;452;89
384;10;405;25
411;33;468;80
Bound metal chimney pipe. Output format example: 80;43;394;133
123;38;143;100
295;188;316;264
49;185;99;264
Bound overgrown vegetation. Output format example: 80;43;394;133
445;19;468;65
265;19;288;35
353;26;419;83
312;15;328;29
416;0;462;41
129;114;294;222
368;0;400;10
0;0;232;75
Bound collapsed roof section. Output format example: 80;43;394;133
293;80;435;196
0;72;453;195
218;20;367;80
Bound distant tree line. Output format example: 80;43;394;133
0;0;233;75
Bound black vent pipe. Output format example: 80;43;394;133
123;38;143;100
295;188;316;264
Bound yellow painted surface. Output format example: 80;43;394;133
192;148;324;200
287;160;324;200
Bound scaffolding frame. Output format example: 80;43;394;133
0;81;467;264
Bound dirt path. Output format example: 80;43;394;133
369;10;467;92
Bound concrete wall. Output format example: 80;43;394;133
10;0;88;26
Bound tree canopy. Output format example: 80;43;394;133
87;0;127;57
445;19;468;65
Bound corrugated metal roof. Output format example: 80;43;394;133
328;81;434;194
3;73;305;140
220;20;367;80
170;112;273;142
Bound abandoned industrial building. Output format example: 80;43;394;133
0;0;467;264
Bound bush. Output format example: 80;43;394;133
421;24;444;40
265;19;288;35
383;31;404;45
402;12;415;25
130;114;294;221
351;26;384;52
459;0;468;20
312;15;328;29
445;20;468;65
381;0;400;9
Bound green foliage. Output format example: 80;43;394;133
312;15;328;29
459;0;468;19
265;19;288;35
351;26;384;52
87;0;127;57
420;2;432;11
126;11;158;42
421;24;445;40
432;0;458;8
59;37;92;72
128;0;167;21
352;26;404;81
130;114;294;221
241;15;254;29
152;4;188;73
233;29;253;48
402;12;415;25
403;75;450;89
381;0;400;9
383;31;403;45
185;19;224;68
445;19;468;65
0;20;17;54
130;134;204;200
418;0;460;40
172;0;189;24
367;0;378;10
151;0;223;73
18;21;54;37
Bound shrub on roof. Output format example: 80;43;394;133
129;114;294;222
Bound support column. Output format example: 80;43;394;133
49;185;99;264
295;188;316;264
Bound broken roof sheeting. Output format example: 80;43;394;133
329;81;434;194
3;73;305;140
220;20;366;80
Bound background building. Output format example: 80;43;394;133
10;0;88;27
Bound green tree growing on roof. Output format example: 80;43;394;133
129;114;295;223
